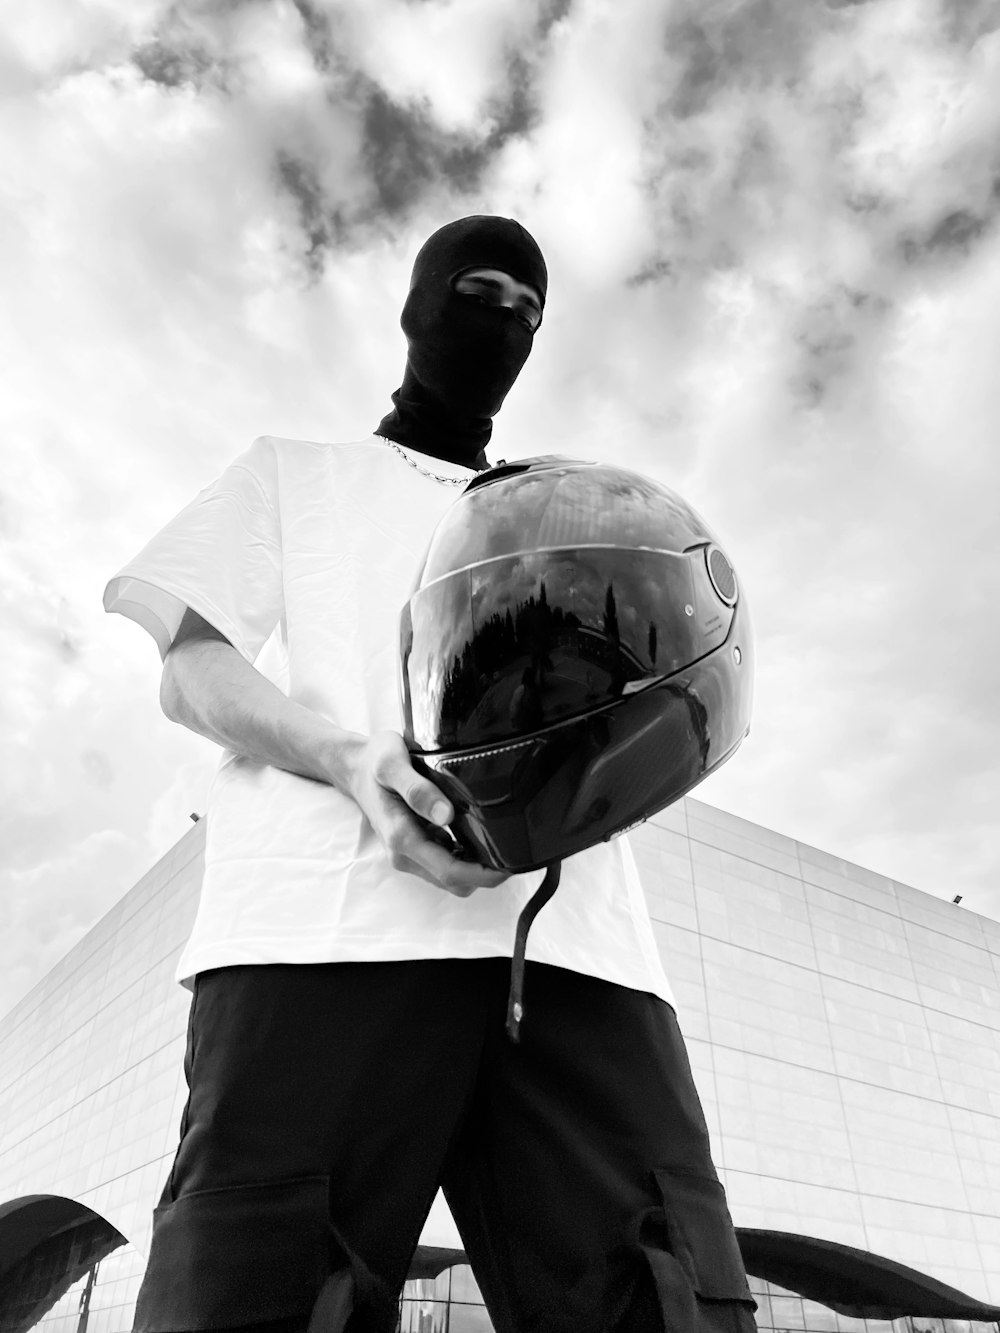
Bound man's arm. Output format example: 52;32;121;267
160;608;508;896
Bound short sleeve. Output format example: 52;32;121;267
103;437;283;662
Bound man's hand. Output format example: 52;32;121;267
344;731;509;897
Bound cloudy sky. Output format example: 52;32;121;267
2;0;999;1020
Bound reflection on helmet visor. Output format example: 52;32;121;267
403;547;735;752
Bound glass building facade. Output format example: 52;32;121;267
2;797;999;1332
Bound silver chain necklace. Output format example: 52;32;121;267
376;435;469;486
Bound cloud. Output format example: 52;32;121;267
0;829;144;1021
115;0;568;277
0;647;217;1020
275;148;348;273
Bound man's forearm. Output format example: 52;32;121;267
160;637;363;792
156;616;503;893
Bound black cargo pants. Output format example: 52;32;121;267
133;959;756;1333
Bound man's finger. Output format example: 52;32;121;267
372;738;454;827
398;824;508;895
392;767;454;827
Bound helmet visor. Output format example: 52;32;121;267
402;546;735;752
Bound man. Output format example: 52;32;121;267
105;216;757;1333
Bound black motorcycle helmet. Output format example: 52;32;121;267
400;456;754;876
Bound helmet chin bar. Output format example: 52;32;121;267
411;637;750;874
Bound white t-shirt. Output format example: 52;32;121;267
104;435;674;1007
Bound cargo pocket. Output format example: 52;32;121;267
134;1174;334;1331
638;1168;757;1333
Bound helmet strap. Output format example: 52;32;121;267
505;860;562;1043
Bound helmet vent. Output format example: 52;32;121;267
707;546;737;605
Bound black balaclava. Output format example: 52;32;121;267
375;215;548;470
